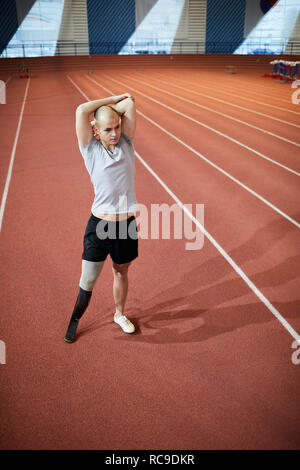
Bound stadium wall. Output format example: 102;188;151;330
1;0;299;57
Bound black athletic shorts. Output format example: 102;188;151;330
82;213;138;264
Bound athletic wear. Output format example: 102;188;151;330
64;317;79;343
64;133;139;343
71;287;93;319
82;213;138;264
114;313;135;333
79;133;138;215
64;288;93;343
79;259;104;291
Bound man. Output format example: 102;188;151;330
64;93;139;343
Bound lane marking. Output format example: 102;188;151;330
99;74;300;176
154;73;300;115
135;149;300;344
193;74;296;104
0;78;30;233
67;73;300;343
83;75;300;228
136;108;300;228
128;73;300;148
116;74;299;128
67;75;90;101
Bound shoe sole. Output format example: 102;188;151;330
64;337;75;343
64;318;79;343
114;321;135;334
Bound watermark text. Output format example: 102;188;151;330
291;340;300;365
0;340;6;364
0;80;6;104
95;200;205;251
291;80;300;105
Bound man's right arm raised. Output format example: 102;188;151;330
76;94;132;147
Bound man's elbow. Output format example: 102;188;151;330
76;103;88;115
126;96;135;105
76;104;83;115
124;97;135;112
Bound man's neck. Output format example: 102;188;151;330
100;138;115;152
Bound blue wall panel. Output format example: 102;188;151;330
0;0;18;54
206;0;246;53
87;0;136;54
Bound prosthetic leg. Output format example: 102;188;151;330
64;260;104;343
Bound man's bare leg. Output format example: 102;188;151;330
112;261;130;317
112;261;135;333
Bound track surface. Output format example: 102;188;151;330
0;66;300;450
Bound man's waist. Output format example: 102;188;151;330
92;212;135;221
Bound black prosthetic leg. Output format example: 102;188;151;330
64;287;92;343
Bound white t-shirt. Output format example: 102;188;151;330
79;133;138;214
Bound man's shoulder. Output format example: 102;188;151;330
79;135;98;149
120;132;134;145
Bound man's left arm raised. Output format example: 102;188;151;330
113;96;136;139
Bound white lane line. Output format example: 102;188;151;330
85;73;300;228
0;78;30;233
135;150;300;344
154;74;300;115
66;74;90;101
126;73;300;148
117;74;299;128
66;73;300;344
90;73;300;177
193;75;295;104
139;109;300;228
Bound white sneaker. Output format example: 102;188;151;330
114;313;135;334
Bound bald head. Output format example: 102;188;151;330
94;106;121;126
94;105;122;149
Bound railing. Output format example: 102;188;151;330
1;40;300;58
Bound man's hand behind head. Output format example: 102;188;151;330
118;93;135;103
90;120;100;140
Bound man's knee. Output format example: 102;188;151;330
112;261;131;276
79;259;104;291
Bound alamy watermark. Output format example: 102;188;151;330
291;80;300;105
0;80;6;104
0;340;6;364
95;198;205;251
291;340;300;365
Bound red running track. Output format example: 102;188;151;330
0;64;300;450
